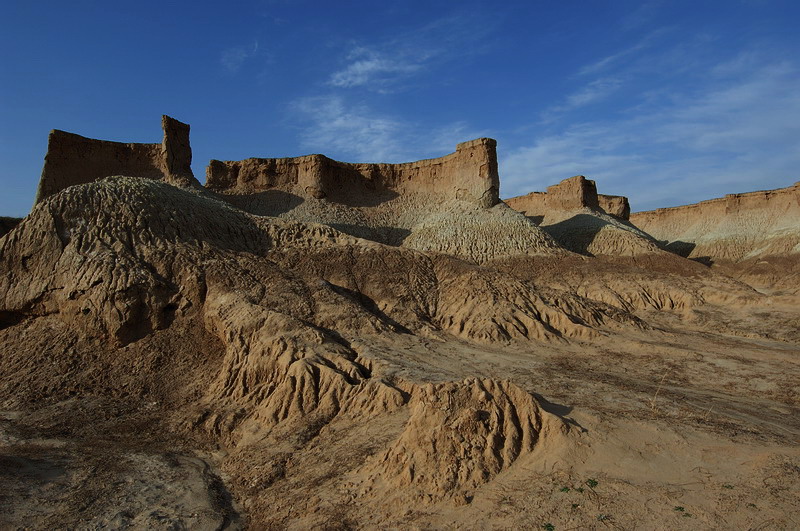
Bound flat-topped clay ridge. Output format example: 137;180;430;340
505;175;630;220
34;115;197;204
206;137;500;208
630;181;800;261
504;176;659;257
632;181;800;218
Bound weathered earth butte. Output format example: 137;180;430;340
630;182;800;293
505;175;660;257
1;116;798;529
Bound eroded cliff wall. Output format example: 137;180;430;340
34;115;195;204
630;182;800;261
505;176;629;219
504;176;654;256
205;138;500;208
598;194;630;219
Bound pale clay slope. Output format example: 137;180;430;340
631;181;800;262
1;176;798;529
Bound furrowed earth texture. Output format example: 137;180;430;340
1;117;798;530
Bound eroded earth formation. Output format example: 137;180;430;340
1;116;798;529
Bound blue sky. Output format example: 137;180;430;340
1;0;799;217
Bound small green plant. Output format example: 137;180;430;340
674;506;685;512
586;478;599;488
560;486;571;492
576;487;585;493
571;503;580;509
543;523;555;531
683;513;692;518
723;484;734;489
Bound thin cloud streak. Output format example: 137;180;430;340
540;77;624;122
577;28;669;76
220;41;260;73
501;55;800;211
290;95;487;163
327;13;495;92
329;47;422;88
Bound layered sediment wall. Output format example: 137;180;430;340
630;182;800;261
205;138;500;208
598;194;630;219
34;115;195;204
504;175;630;219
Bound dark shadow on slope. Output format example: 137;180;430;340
328;223;411;246
662;240;696;258
325;187;400;208
327;283;412;334
213;189;305;217
531;393;588;433
536;214;612;256
691;256;714;267
0;217;23;238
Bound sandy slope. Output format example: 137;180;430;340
1;177;798;529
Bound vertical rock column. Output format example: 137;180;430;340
452;138;500;208
161;115;196;186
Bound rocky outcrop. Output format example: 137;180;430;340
34;115;197;204
206;138;500;208
505;176;598;214
630;182;800;262
505;177;656;256
598;194;630;220
505;176;630;219
161;115;195;185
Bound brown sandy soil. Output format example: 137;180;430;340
1;177;798;529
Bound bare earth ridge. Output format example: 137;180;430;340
0;118;798;530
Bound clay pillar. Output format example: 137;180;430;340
161;115;194;180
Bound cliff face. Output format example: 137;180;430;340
598;194;630;219
206;138;500;208
630;182;800;262
505;176;630;220
503;176;653;257
34;115;196;204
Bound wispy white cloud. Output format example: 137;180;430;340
501;54;800;211
291;95;406;162
541;77;624;122
290;95;487;163
329;47;422;89
577;28;669;76
330;46;422;88
619;0;665;31
220;41;260;73
327;13;495;92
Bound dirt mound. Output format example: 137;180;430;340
505;176;661;256
0;175;640;397
402;201;564;262
362;378;567;502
